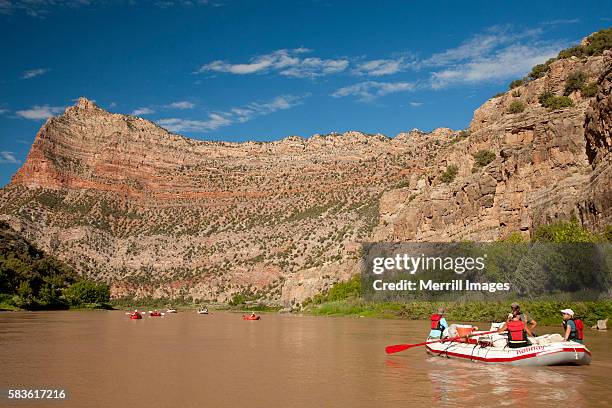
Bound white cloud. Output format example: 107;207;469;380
422;26;567;89
0;151;20;164
166;101;195;109
157;94;306;133
131;107;155;116
430;43;561;89
424;26;543;67
16;105;64;120
157;114;232;133
280;58;349;78
352;57;413;76
541;19;580;26
21;68;49;79
409;102;423;107
197;48;349;78
332;81;415;101
0;108;8;115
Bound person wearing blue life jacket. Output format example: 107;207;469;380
561;308;584;344
429;307;448;339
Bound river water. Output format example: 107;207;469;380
0;311;610;407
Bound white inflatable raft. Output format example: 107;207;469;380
426;324;591;366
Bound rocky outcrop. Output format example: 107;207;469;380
374;52;612;241
0;98;424;306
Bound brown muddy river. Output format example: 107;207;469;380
0;311;610;407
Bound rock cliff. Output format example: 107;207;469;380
374;51;612;242
1;42;611;306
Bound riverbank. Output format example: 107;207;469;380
109;296;282;313
303;299;612;326
0;300;113;312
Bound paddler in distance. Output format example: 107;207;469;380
428;307;449;339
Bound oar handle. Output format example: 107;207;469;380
385;329;504;354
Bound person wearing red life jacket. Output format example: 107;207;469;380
498;314;531;348
508;302;537;335
561;308;584;344
428;307;449;339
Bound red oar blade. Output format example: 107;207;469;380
385;344;412;354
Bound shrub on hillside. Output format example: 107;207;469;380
532;218;607;243
508;100;525;114
509;79;525;89
473;150;496;167
546;96;574;110
564;71;587;95
538;90;555;106
528;59;554;80
558;28;612;59
539;91;574;110
581;82;598;97
452;130;470;144
439;165;459;183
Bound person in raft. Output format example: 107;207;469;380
561;309;584;344
251;311;256;318
429;307;449;339
498;314;531;348
508;302;537;335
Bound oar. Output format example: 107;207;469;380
385;329;502;354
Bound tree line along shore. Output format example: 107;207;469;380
2;218;611;327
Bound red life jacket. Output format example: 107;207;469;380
507;320;527;343
430;314;443;330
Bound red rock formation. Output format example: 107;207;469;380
2;51;611;305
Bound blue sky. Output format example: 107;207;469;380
0;0;609;186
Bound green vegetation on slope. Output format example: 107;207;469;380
303;220;612;325
439;165;459;183
0;221;110;310
506;27;612;90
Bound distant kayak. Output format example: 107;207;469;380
166;309;177;314
149;311;162;317
243;315;261;320
197;309;209;315
129;313;142;320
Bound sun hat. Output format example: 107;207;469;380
437;307;446;314
510;302;520;309
560;308;574;316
